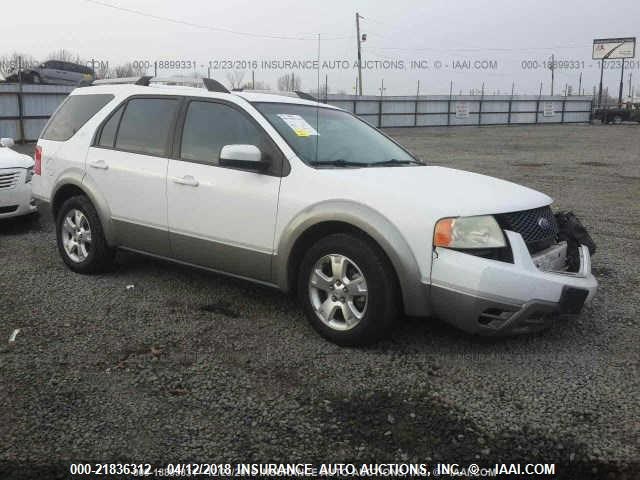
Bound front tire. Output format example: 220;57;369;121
297;233;399;346
56;196;114;273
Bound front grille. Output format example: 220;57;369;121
0;205;18;214
496;206;559;253
0;170;20;190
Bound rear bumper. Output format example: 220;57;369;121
429;230;598;335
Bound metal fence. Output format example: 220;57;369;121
0;84;594;142
0;84;74;141
325;94;594;128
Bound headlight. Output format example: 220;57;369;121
434;215;506;249
25;167;34;183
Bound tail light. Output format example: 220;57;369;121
34;146;42;175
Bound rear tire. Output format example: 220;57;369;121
56;195;114;274
612;115;623;125
297;233;399;346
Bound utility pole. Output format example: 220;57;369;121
628;72;632;98
598;59;605;107
355;12;364;96
549;54;555;95
252;70;255;89
578;72;583;96
325;73;328;101
379;78;385;96
618;59;625;105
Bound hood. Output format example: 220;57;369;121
0;147;34;170
321;165;552;217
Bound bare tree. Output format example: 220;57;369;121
112;62;148;78
277;73;301;92
93;61;111;80
240;80;270;90
0;52;37;76
226;70;246;90
47;49;84;64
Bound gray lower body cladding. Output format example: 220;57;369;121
429;284;585;335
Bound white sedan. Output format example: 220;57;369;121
0;138;37;219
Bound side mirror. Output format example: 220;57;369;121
219;144;267;170
0;138;15;148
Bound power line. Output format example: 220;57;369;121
83;0;353;41
363;43;590;53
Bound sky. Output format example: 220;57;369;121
3;0;640;96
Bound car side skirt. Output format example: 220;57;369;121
111;219;273;284
169;231;272;282
118;246;279;290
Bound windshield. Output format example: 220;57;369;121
253;103;422;167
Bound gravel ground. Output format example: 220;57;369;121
1;124;638;479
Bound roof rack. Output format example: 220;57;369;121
91;76;230;92
202;78;230;93
92;76;152;86
234;88;319;102
89;77;317;101
294;91;318;102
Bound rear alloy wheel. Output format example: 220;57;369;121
298;233;399;346
612;115;623;125
61;209;92;263
56;195;114;273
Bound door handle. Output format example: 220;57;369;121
88;160;108;170
171;175;199;187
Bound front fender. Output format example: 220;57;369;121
274;200;430;317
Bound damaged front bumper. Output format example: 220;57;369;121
428;230;598;335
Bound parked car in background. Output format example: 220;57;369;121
31;81;598;345
4;60;95;86
0;138;37;219
593;103;640;124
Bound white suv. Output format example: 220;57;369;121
31;78;598;345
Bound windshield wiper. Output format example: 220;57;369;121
309;159;367;168
369;159;423;167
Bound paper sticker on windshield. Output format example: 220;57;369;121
277;114;319;137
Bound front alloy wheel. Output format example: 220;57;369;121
297;233;399;346
308;254;368;331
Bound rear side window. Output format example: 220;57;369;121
97;106;124;148
115;98;178;156
41;94;114;141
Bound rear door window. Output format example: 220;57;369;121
115;98;178;156
41;94;114;141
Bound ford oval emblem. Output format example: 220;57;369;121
537;217;550;229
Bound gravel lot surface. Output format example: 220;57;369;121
1;125;638;479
